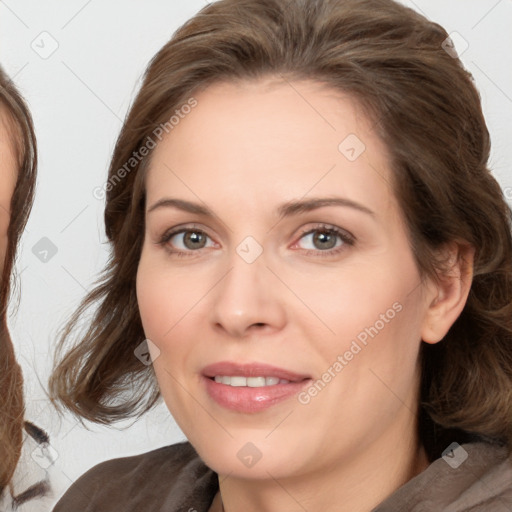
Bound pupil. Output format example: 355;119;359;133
313;230;336;250
184;231;206;249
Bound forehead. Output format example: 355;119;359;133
145;79;395;215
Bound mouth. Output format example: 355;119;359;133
211;375;291;387
202;361;312;413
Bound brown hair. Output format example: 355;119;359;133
49;0;512;460
0;66;37;492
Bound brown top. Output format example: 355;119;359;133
52;440;512;512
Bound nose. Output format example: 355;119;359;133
210;251;287;339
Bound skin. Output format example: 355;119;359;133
136;78;473;512
0;110;17;274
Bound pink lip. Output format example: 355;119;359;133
202;361;310;382
202;361;311;413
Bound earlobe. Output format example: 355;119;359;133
421;243;475;344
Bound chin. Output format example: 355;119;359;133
188;430;312;481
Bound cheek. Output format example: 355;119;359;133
136;255;193;414
307;261;424;415
136;265;166;342
136;251;208;342
290;253;422;358
291;264;424;446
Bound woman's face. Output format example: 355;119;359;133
0;111;17;276
137;79;435;479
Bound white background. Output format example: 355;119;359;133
1;0;511;506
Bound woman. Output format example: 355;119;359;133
50;0;512;510
0;66;53;510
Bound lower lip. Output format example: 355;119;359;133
203;376;311;413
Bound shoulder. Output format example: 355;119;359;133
375;440;512;512
53;441;217;512
460;441;512;508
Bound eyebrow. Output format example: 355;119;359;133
147;197;374;218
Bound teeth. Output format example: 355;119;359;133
247;377;266;387
213;376;289;387
230;376;247;387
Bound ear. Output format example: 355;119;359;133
421;242;475;344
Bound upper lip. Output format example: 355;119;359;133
202;361;311;382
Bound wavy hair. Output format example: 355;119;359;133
0;66;38;493
50;0;512;461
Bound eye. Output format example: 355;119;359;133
293;224;354;255
157;224;354;257
159;226;216;254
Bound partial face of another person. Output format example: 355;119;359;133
0;109;17;276
136;79;441;479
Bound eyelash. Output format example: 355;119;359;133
158;223;355;258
